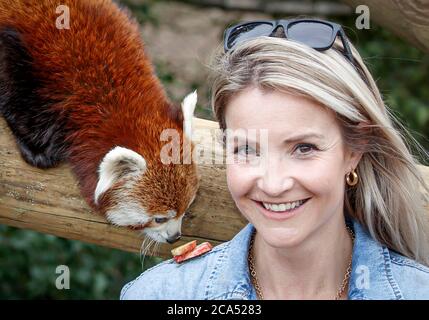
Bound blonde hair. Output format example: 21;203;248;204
209;35;429;266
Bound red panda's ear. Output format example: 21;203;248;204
94;146;147;205
181;90;197;140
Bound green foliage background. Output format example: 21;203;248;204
341;18;429;163
0;225;163;299
1;2;427;299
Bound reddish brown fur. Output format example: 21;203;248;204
0;0;198;219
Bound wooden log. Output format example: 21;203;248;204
340;0;429;54
1;115;428;258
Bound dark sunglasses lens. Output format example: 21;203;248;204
227;22;273;50
287;22;334;49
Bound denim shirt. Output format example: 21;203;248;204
120;218;429;300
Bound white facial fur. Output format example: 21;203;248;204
107;204;181;243
106;202;152;227
143;213;183;243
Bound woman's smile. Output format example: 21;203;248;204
253;198;311;221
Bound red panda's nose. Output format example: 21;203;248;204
166;233;181;244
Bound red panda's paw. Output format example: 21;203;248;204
17;138;66;169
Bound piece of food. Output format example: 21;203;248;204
173;242;213;263
171;240;197;257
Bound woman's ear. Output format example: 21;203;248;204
345;121;370;171
346;150;364;172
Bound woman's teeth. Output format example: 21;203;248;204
262;199;307;212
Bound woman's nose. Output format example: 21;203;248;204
256;157;294;196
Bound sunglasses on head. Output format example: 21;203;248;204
223;18;355;64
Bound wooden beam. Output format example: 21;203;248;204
340;0;429;54
1;116;428;258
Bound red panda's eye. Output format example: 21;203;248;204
154;217;169;224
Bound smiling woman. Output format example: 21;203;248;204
224;87;357;249
121;18;429;300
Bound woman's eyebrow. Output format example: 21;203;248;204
282;133;325;144
230;132;325;144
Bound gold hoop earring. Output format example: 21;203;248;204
346;169;359;186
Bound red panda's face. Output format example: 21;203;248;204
94;146;199;243
132;161;199;244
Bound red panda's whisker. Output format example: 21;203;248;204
140;237;151;270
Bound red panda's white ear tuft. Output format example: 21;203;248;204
181;90;197;140
94;146;147;206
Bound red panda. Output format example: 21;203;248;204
0;0;200;244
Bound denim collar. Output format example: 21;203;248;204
206;218;402;300
204;223;257;300
348;221;403;300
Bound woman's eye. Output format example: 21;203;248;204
234;144;258;156
154;217;169;224
295;143;317;155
